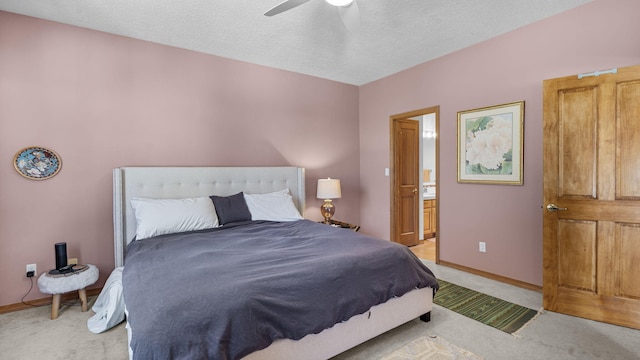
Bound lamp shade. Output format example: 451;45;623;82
317;178;342;199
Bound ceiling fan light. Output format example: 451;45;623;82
325;0;353;7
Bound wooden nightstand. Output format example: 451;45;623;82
322;219;360;232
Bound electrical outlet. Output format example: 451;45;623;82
26;263;37;277
479;242;486;253
68;258;78;265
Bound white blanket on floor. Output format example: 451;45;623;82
87;267;125;334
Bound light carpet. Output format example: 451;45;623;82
6;259;640;360
4;297;480;360
0;298;129;360
380;335;482;360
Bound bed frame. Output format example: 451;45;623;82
113;166;432;360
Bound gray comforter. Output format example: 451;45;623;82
123;220;438;360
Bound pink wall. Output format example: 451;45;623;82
2;0;638;307
0;12;360;306
359;0;640;286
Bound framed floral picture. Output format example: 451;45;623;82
457;101;524;185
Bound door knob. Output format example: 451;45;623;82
546;203;568;212
413;188;418;194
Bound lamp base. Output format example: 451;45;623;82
321;199;335;224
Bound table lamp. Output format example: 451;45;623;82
317;178;342;223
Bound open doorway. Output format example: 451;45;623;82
390;106;439;262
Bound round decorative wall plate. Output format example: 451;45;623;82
13;146;62;180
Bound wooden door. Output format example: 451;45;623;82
391;119;420;246
543;64;640;329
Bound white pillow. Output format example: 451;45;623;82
243;189;303;222
130;197;219;240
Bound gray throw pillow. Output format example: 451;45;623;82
210;192;252;225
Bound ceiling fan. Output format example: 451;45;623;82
265;0;360;31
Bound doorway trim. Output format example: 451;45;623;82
390;106;440;263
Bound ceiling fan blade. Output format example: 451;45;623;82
337;0;360;32
265;0;313;16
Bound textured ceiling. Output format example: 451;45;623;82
0;0;593;85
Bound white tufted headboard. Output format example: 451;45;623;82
113;166;306;268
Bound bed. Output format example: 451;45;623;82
113;166;438;360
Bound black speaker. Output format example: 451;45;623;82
54;242;68;270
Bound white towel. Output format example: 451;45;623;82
87;267;125;334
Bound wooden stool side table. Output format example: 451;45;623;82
37;264;99;320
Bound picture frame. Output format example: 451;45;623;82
457;101;524;185
13;146;62;180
